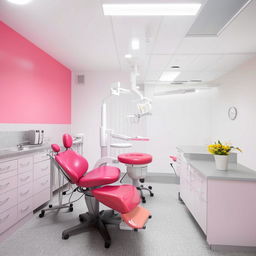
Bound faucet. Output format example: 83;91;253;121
17;144;24;151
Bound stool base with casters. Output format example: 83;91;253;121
118;153;153;203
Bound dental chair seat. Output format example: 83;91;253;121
118;153;152;165
92;185;140;213
78;166;120;187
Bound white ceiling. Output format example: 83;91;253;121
0;0;256;86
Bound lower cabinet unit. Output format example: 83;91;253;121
179;157;256;247
0;149;51;237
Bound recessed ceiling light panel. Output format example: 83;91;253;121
7;0;32;5
102;4;201;16
159;71;181;82
131;38;140;50
124;54;132;59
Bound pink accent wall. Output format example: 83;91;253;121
0;22;71;124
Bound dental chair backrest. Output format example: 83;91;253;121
53;134;89;185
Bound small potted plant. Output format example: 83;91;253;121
208;141;241;171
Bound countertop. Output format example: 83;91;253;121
0;144;50;160
189;159;256;181
177;145;256;182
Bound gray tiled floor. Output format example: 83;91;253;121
0;183;255;256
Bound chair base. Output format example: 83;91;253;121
137;185;154;203
62;210;121;248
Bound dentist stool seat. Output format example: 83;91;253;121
118;153;153;203
52;134;151;248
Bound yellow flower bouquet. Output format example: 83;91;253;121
208;141;241;170
208;141;241;155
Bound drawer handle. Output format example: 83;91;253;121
0;182;10;190
21;205;30;212
41;166;49;171
0;213;10;223
40;180;48;186
20;176;30;182
0;165;11;172
20;162;30;168
20;189;30;196
0;197;9;206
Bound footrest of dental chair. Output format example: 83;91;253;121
121;206;151;229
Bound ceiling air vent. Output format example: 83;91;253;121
77;74;85;85
187;0;252;36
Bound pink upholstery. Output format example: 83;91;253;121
55;150;89;184
169;155;177;162
118;153;152;165
78;166;120;187
92;185;141;214
63;134;73;148
51;144;60;153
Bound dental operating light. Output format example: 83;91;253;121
102;4;201;16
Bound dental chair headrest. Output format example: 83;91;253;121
51;144;60;153
63;134;73;149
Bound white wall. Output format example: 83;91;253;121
145;87;214;173
0;124;71;145
71;71;147;169
211;56;256;170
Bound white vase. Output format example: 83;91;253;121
214;155;229;171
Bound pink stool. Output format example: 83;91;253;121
118;153;153;203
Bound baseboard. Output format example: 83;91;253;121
120;172;179;184
210;244;256;253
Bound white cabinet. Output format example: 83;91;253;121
180;160;207;234
0;149;50;235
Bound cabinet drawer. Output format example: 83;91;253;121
18;183;33;203
34;151;49;163
18;171;33;186
0;206;17;234
33;188;50;210
33;175;50;195
18;157;33;174
34;160;50;180
17;198;33;220
0;176;18;194
0;189;17;214
0;160;17;179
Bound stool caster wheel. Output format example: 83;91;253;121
150;193;154;197
149;215;152;219
49;204;52;208
105;242;111;248
39;210;45;218
139;178;145;183
69;207;73;212
79;215;84;222
62;191;66;195
70;204;73;207
143;226;146;229
134;228;138;232
62;233;69;240
148;186;152;190
142;199;146;203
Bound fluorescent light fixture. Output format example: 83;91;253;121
131;38;140;50
159;71;180;82
102;4;201;16
124;54;132;59
7;0;32;4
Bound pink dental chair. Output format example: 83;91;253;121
50;134;151;248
